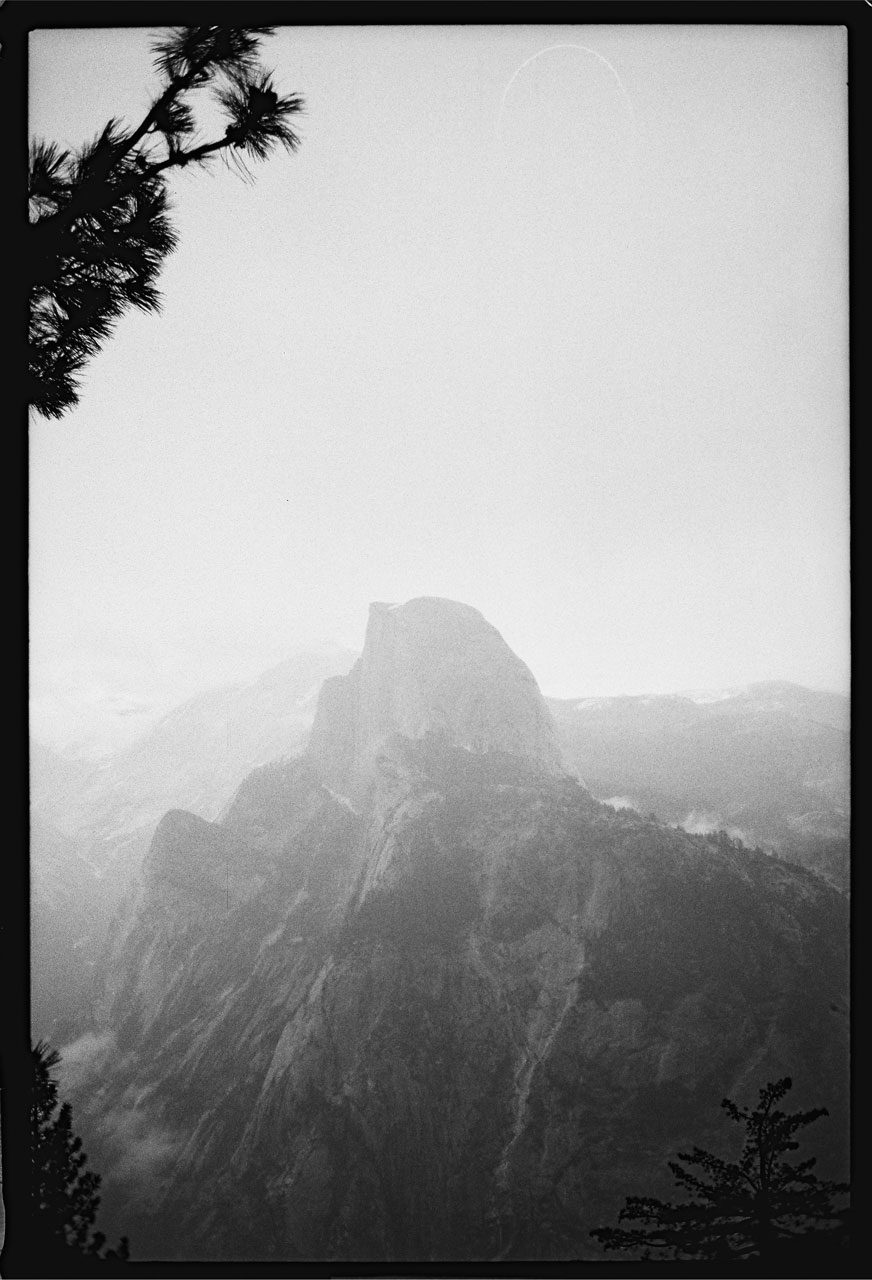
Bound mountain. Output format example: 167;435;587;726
548;681;850;890
308;599;562;797
30;642;849;1053
67;599;849;1262
32;647;358;867
30;814;112;1046
29;648;356;1041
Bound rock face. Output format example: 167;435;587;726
308;599;563;798
30;815;111;1045
29;649;356;1041
70;601;849;1263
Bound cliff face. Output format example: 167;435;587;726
30;650;356;1043
30;815;111;1044
308;598;563;798
74;601;849;1263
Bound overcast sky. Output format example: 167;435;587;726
29;23;849;755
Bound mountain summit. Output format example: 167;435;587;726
308;597;562;797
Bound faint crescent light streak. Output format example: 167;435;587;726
494;43;635;146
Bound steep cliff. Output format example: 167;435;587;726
72;600;849;1262
308;598;562;798
30;649;356;1041
30;815;111;1043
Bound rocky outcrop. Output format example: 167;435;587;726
30;651;356;1039
308;598;562;799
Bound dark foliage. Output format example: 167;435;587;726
589;1077;849;1262
30;1040;130;1270
28;26;304;418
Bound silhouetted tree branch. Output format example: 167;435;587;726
28;25;304;419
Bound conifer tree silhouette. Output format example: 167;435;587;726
28;26;303;419
30;1040;130;1269
589;1077;848;1263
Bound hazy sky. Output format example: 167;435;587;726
29;23;849;755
